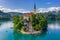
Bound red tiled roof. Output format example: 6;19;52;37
25;14;30;17
24;12;33;17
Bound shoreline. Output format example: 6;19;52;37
20;30;42;34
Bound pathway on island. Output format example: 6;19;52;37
28;22;33;32
21;21;42;34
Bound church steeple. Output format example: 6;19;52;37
34;2;36;14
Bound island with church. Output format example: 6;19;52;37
13;3;47;34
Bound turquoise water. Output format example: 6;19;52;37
0;20;60;40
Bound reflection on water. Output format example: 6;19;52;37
0;19;60;40
14;30;47;40
48;23;60;29
48;20;60;29
0;21;13;30
0;20;14;40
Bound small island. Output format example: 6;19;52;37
13;3;47;34
13;13;47;34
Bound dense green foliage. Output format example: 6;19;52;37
29;13;47;31
13;15;24;30
13;13;47;31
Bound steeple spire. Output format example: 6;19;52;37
34;1;36;14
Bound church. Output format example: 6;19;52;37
22;3;37;32
24;3;36;21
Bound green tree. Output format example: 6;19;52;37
13;15;24;30
34;24;42;31
19;16;23;22
13;15;19;24
29;14;36;26
30;13;47;30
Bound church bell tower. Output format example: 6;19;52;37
34;2;36;14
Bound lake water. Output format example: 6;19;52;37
0;19;60;40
